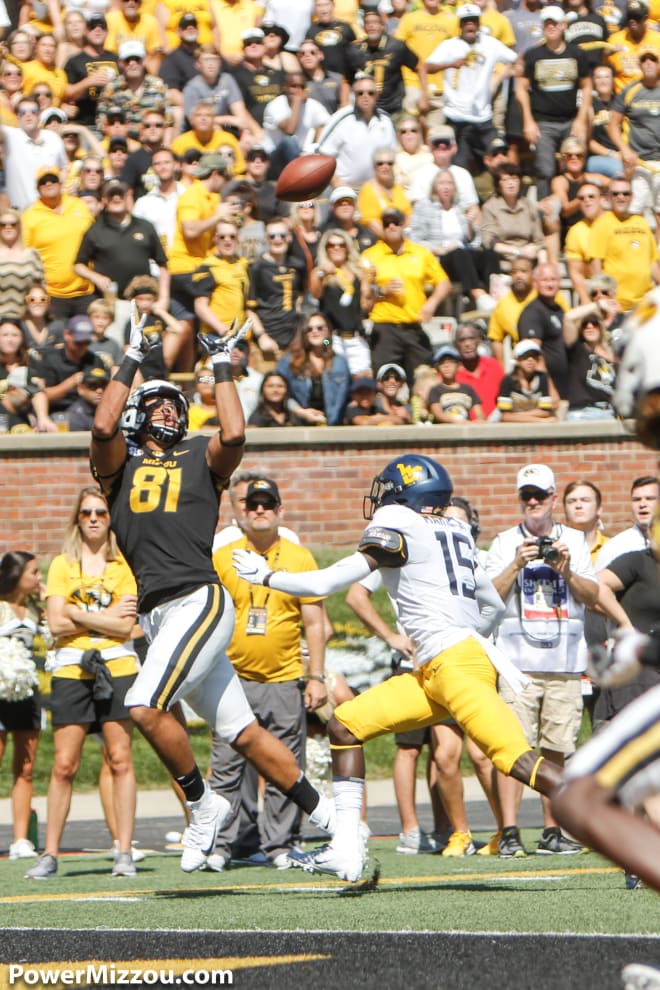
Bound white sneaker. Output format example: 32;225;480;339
9;838;37;860
308;794;336;836
272;851;293;870
396;827;437;855
289;841;364;883
112;839;145;863
112;851;137;877
204;853;227;872
622;963;660;989
181;783;231;873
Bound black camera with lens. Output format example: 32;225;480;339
535;536;561;565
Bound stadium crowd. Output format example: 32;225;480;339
0;0;655;430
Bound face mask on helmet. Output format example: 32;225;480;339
122;380;189;447
363;454;453;519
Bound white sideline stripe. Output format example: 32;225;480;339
5;927;660;940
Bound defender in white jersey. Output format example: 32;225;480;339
233;454;565;882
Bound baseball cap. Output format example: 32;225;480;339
429;124;456;146
625;0;648;17
260;20;290;47
381;207;405;226
516;463;556;493
457;3;481;19
179;12;198;27
540;5;566;21
106;106;126;121
350;376;379;394
433;345;461;364
246;144;270;160
513;340;542;360
86;12;107;29
639;45;659;60
40;107;67;126
103;178;128;197
109;136;128;151
245;478;281;506
242;27;265;43
118;40;146;60
35;165;61;186
83;366;110;387
329;185;357;205
67;315;94;342
194;153;227;178
488;136;508;156
376;362;406;381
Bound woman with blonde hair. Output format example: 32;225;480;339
26;487;140;880
0;209;44;318
309;228;373;375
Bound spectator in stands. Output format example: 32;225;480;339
608;47;660;226
480;162;547;271
343;375;400;425
408;125;480;213
517;262;570;398
119;106;167;201
495;340;557;423
221;182;266;262
33;314;107;416
607;0;660;93
0;95;68;210
132;147;184;254
159;2;215;55
357;148;412;240
410;169;500;315
564;181;605;304
0;319;53;432
595;475;658;572
158;13;199;104
320;186;376;253
0;61;25;126
564;0;609;69
6;30;35;67
276;314;351;426
487;257;536;367
191;219;251;338
563;480;609;561
122;274;182;379
231;145;288;223
248;217;305;359
395;0;456;126
288;200;323;276
231;28;285;127
20;285;64;360
563;273;623;343
105;0;165;76
0;208;44;319
306;0;356;79
106;136;129;181
587;64;622;177
182;44;258;137
297;36;348;113
346;9;422;117
411;363;440;424
96;41;168;141
171;99;245;178
247;370;294;427
361;207;451;384
316;74;397;190
563;311;617;420
474;135;513;205
66;365;111;430
393;115;433;198
21;165;95;320
455;320;504;418
258;3;314;55
260;21;299;75
545;136;606;261
26;486;140;880
308;228;373;376
515;5;592;199
262;70;329;178
87;298;122;371
375;362;412;424
62;14;118;130
587;175;660;312
428;343;485;423
21;33;68;107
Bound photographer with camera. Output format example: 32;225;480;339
485;464;598;857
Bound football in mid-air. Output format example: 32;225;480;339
275;154;336;202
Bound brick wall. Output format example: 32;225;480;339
1;424;656;562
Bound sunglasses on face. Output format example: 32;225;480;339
355;88;377;95
0;220;17;227
519;489;550;502
267;231;287;240
79;507;108;517
246;498;278;511
577;193;598;200
399;127;419;134
327;241;346;248
590;288;611;297
383;219;402;228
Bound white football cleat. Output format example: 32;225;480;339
288;841;364;883
181;783;231;873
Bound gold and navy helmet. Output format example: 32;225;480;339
364;454;453;519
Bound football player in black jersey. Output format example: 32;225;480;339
90;309;335;874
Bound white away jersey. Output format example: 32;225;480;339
364;504;481;665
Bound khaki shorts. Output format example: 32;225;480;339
499;671;583;756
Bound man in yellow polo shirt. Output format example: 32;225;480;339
361;207;451;383
210;477;327;871
21;166;95;320
587;175;660;311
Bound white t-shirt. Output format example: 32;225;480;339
262;95;330;153
3;126;68;211
428;34;517;124
485;522;596;673
594;525;648;573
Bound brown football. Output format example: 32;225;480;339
275;153;337;202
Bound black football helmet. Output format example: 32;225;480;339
364;454;453;519
121;379;189;447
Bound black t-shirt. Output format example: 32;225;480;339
247;255;306;349
591;93;616;151
74;213;168;295
563;12;608;70
497;370;552;412
428;381;482;421
106;434;222;612
307;20;356;77
64;49;119;127
159;45;197;94
247;405;291;427
120;147;155;200
34;345;107;411
230;63;286;125
523;42;590;121
517;297;568;397
345;36;418;115
319;274;364;335
565;339;616;410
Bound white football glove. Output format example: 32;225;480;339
125;301;149;363
232;548;272;585
198;318;252;366
588;628;647;687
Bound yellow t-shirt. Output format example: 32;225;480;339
21;62;68;106
159;0;216;50
212;536;323;683
607;27;660;91
356;182;412;227
209;0;260;59
45;553;138;679
168;179;221;274
105;10;164;55
487;288;536;345
587;210;658;310
564;219;593;263
361;238;448;324
193;253;250;329
170;128;246;177
395;7;457;93
21;195;94;298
